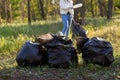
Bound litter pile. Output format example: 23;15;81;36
16;33;78;68
16;20;114;68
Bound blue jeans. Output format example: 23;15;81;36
61;14;71;37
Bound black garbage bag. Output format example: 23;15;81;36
16;41;48;67
27;33;78;68
47;44;78;68
81;37;114;66
72;19;87;38
46;35;78;68
68;47;78;64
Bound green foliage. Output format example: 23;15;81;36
114;0;120;9
0;34;33;59
0;0;120;22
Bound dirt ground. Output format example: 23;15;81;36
0;67;84;80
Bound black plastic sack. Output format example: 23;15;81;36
72;20;87;38
46;36;78;68
81;37;114;66
47;45;78;68
16;41;48;67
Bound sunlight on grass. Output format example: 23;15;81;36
0;19;62;28
0;34;33;59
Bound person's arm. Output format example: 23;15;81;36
60;0;73;10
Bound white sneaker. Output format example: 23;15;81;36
58;31;64;36
62;36;68;40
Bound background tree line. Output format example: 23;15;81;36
0;0;120;25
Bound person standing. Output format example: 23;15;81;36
59;0;74;37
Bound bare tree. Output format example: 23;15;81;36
20;0;25;22
107;0;113;20
27;0;31;26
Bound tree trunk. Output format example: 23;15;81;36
5;0;8;23
9;3;12;23
4;0;11;23
98;0;104;17
107;0;113;20
21;0;25;22
38;0;46;20
27;0;31;26
80;0;86;26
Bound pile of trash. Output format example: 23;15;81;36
16;20;114;68
16;33;78;68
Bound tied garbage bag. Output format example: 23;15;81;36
46;34;78;68
72;20;87;38
47;44;78;68
16;41;48;67
47;45;71;68
81;37;114;66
